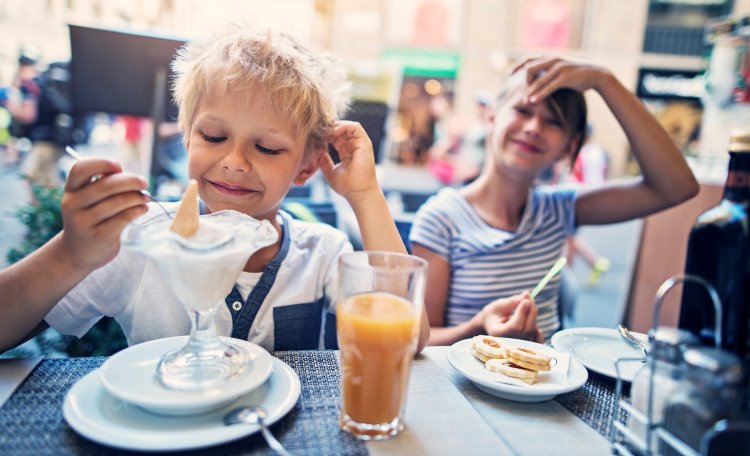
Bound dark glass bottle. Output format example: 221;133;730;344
679;132;750;361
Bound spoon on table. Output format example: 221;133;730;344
530;257;568;299
224;405;292;456
617;324;648;361
64;146;173;219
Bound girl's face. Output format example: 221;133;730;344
488;92;574;177
186;83;318;222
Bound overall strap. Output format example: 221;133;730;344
225;212;291;340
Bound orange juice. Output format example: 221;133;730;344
338;292;419;426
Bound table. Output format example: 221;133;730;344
0;347;625;455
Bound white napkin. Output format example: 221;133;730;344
547;352;571;386
0;356;43;407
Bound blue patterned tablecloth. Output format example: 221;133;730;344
0;350;624;455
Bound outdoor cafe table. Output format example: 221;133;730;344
0;346;623;455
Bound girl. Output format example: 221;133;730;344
411;57;698;346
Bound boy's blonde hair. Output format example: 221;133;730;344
171;28;351;156
497;69;587;165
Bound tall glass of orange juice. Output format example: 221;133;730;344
337;251;427;440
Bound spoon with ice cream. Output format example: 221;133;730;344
64;146;172;219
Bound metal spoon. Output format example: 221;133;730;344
617;324;648;360
64;146;173;219
224;405;291;456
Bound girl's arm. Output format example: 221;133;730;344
320;121;430;352
522;58;699;224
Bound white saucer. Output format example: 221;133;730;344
551;327;649;382
64;357;300;452
99;336;273;416
448;338;588;403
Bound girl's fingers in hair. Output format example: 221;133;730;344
65;159;123;192
522;57;561;84
510;56;540;75
526;72;566;103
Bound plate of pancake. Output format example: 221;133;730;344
448;336;588;402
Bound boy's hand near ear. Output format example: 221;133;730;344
318;120;379;204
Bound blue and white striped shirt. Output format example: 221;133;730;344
410;186;577;338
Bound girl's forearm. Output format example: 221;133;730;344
596;73;698;203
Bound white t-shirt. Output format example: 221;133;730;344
44;208;352;352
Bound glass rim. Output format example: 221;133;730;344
121;209;273;251
339;250;427;273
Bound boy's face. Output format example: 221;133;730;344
488;92;574;177
186;83;318;221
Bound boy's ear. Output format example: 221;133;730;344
293;148;323;186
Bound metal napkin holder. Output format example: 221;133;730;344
609;274;730;456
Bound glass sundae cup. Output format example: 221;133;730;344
121;209;278;391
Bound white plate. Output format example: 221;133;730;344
63;357;300;452
99;336;273;416
447;338;588;402
551;327;649;382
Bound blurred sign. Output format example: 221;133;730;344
381;49;461;78
637;68;704;101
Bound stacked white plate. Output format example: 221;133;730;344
63;336;301;451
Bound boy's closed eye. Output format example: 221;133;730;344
256;144;283;155
199;132;284;155
201;132;226;143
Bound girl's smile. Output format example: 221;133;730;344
509;138;544;155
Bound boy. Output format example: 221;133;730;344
0;29;428;353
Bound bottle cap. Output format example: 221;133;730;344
650;327;699;363
683;347;744;389
728;131;750;153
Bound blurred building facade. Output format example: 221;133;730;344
1;0;748;179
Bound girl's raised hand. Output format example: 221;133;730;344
60;159;149;272
318;120;379;203
512;56;610;104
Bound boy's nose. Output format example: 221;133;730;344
221;146;252;172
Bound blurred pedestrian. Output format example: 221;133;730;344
5;49;65;189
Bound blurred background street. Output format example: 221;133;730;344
1;0;749;356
